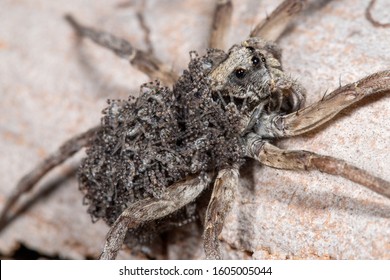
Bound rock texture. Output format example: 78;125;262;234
0;0;389;259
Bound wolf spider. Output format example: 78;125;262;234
1;0;389;260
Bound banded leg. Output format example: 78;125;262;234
100;174;212;260
250;0;307;41
258;71;390;138
246;136;390;199
0;126;100;228
203;167;239;260
209;0;233;50
64;15;178;86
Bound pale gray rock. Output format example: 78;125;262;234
0;0;389;259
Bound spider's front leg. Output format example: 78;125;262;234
250;0;307;41
246;136;390;199
100;173;212;260
247;70;390;199
209;0;307;50
209;0;233;50
263;71;390;138
203;166;239;260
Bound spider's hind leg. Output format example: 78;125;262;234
64;15;178;86
99;173;212;260
0;126;101;230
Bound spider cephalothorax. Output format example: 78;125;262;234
209;38;305;115
1;0;389;260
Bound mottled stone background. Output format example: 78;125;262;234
0;0;389;259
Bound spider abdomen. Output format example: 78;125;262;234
78;52;246;226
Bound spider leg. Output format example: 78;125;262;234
250;0;307;41
208;0;233;50
64;15;178;86
365;0;390;28
99;173;212;260
203;167;239;260
259;71;390;138
246;135;390;199
0;126;100;229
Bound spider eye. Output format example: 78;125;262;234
251;56;260;66
234;68;247;79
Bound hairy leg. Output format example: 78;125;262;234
246;136;390;199
100;173;212;260
0;126;100;229
365;0;390;28
209;0;233;50
250;0;307;41
203;167;239;260
257;71;390;138
65;15;178;86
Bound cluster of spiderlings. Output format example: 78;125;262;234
78;49;246;226
78;83;185;224
173;50;246;171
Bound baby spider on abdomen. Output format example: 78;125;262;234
1;0;389;260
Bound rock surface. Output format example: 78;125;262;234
0;0;389;259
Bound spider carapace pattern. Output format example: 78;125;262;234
1;0;390;260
